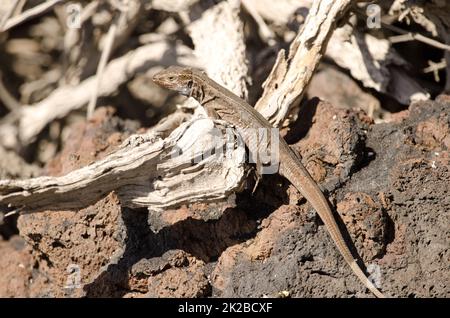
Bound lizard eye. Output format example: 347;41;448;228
168;76;175;81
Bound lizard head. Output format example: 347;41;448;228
152;66;194;96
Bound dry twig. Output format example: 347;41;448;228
87;9;125;118
19;40;198;143
1;0;65;32
383;22;450;52
255;0;355;127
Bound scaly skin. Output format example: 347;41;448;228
153;66;386;298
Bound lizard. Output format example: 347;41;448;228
152;66;386;298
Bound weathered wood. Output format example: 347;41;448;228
254;0;355;127
0;119;246;212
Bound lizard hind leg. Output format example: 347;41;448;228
251;162;263;194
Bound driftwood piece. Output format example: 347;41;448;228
0;118;246;212
187;0;249;99
254;0;354;127
18;39;198;143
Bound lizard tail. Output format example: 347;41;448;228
350;260;386;298
306;186;387;297
280;151;387;298
305;183;387;298
316;202;387;298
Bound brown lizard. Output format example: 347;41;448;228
153;66;386;298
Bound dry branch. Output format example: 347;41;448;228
87;10;124;118
187;0;249;99
254;0;355;127
1;0;65;32
19;39;198;143
0;0;21;30
7;0;254;214
248;0;431;106
61;0;142;86
0;118;246;212
384;22;450;52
